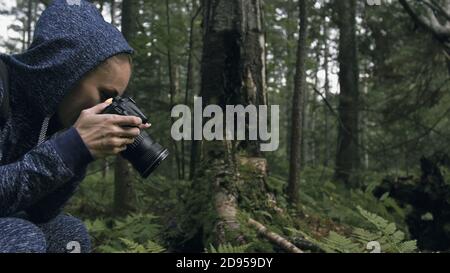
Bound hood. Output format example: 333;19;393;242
0;0;134;119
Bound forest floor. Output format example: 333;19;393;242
66;158;450;253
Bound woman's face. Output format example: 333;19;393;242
57;56;132;128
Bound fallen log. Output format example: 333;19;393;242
248;218;303;253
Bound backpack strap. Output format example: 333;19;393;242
0;59;10;124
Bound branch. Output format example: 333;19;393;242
248;218;303;253
400;0;450;40
426;0;450;21
312;86;337;117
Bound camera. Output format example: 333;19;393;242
102;96;169;178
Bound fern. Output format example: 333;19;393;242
84;213;165;253
287;228;363;253
321;232;362;253
118;238;147;253
118;238;166;253
145;240;166;253
85;218;108;234
206;243;251;253
288;207;417;253
355;206;417;253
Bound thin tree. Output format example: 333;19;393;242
166;0;183;179
184;3;202;180
287;0;308;206
113;0;139;216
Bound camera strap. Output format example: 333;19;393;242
0;59;10;126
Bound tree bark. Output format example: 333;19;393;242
248;218;303;253
287;0;308;206
113;156;135;215
110;0;116;26
184;5;202;180
188;0;268;247
322;8;331;167
285;0;295;160
166;0;183;180
26;0;33;47
113;0;139;216
334;0;360;186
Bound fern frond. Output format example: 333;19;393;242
322;232;362;253
207;243;250;253
356;206;417;253
118;238;166;253
287;208;418;253
145;240;166;253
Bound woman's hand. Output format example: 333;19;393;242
73;101;151;159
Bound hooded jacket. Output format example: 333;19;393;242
0;0;133;223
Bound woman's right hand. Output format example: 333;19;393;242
73;102;150;159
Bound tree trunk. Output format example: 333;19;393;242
285;0;295;160
185;5;202;180
166;0;183;180
113;156;135;215
110;0;116;26
301;77;309;167
334;0;360;186
21;18;26;51
310;51;320;167
287;0;308;206
101;159;109;178
26;0;33;47
113;0;139;216
189;139;200;180
322;8;331;167
98;0;104;14
186;0;268;247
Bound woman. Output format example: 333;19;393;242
0;0;149;253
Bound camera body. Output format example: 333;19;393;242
103;97;148;124
102;97;169;178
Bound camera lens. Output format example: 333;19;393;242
121;131;169;178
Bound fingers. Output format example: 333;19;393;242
87;101;113;114
139;123;152;130
83;102;152;129
104;137;135;149
113;146;128;154
96;137;130;157
102;115;143;127
113;126;141;138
